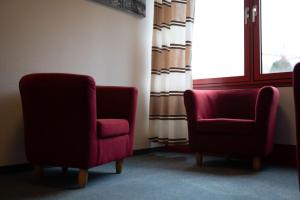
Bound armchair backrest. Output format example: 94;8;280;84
213;89;259;119
19;73;97;167
185;86;279;122
184;89;259;120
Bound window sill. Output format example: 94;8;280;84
193;77;292;89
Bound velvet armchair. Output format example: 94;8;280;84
184;86;279;170
293;63;300;189
19;73;138;187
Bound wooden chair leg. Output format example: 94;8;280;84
252;156;261;171
116;159;123;174
35;165;43;177
78;169;88;188
196;152;203;166
62;167;68;176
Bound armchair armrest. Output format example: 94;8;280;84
184;89;218;145
255;86;280;124
96;86;138;148
184;89;217;121
255;86;280;153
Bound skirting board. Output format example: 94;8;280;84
133;147;165;155
0;163;33;173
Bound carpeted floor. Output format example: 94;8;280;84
0;152;299;200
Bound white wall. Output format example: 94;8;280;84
275;87;296;145
0;0;154;166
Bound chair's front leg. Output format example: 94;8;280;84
78;169;88;187
116;159;124;174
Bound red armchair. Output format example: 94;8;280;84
293;63;300;189
19;73;138;187
184;86;279;170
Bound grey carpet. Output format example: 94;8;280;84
0;152;299;200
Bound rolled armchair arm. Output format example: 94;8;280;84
255;86;280;123
255;86;280;154
96;86;138;153
184;89;217;145
96;86;138;125
184;89;217;122
19;73;98;168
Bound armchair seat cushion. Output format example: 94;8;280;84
97;119;130;138
197;118;255;135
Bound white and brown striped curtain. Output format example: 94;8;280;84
149;0;195;145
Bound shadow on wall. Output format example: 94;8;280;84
125;0;153;149
0;92;26;165
130;27;152;148
274;104;295;144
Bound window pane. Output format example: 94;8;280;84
192;0;244;79
261;0;300;74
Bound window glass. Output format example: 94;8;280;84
261;0;300;74
192;0;245;79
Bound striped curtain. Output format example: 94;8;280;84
149;0;195;145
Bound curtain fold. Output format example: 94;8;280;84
149;0;195;144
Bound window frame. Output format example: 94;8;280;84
192;0;293;89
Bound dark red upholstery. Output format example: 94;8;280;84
184;86;279;157
293;63;300;189
97;119;129;138
197;119;255;135
19;73;138;169
95;86;138;156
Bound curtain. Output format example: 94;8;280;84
149;0;195;145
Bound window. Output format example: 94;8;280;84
192;0;245;80
192;0;300;88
